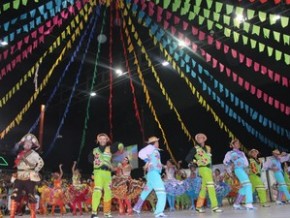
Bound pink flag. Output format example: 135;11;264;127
274;73;281;83
212;58;218;68
183;21;188;30
246;57;252;67
250;85;256;95
244;81;250;90
239;53;245;63
263;93;268;102
215;40;221;50
219;63;224;72
224;44;229;53
231;49;237;58
207;35;214;45
256;89;262;98
254;62;260;72
192;26;198;35
163;20;169;29
166;11;172;20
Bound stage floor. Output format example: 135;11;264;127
3;202;290;218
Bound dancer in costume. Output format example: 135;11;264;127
248;149;270;207
263;149;290;205
51;164;66;215
133;136;167;218
163;160;185;211
185;133;223;213
212;168;230;207
183;163;201;210
223;139;254;210
10;133;44;218
91;133;124;218
112;156;142;215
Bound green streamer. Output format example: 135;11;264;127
284;54;290;65
3;3;10;11
233;31;240;43
263;28;270;39
252;25;260;36
250;39;257;49
273;31;280;42
259;43;265;52
223;15;230;26
213;12;220;22
226;4;233;15
267;46;273;57
215;2;223;13
243;22;250;33
281;16;289;28
247;9;255;20
242;35;248;45
258;11;267;22
283;34;290;45
224;27;231;37
163;0;171;9
207;19;214;31
203;8;210;18
275;50;282;61
206;0;213;9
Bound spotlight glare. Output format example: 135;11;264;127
90;92;97;97
116;69;123;76
0;40;8;46
235;14;245;23
162;61;169;66
273;15;281;21
178;40;186;47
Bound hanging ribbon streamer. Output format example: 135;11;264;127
29;6;100;135
45;5;99;157
0;3;96;139
109;3;114;140
121;10;178;164
119;19;145;142
0;3;91;108
125;0;288;151
0;0;89;80
129;0;290;133
77;7;107;162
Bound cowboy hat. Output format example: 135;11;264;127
195;133;207;143
146;136;159;144
96;133;111;144
18;133;40;149
248;149;259;157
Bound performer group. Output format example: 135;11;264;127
1;132;289;218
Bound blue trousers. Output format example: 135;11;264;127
274;171;290;201
139;170;166;215
234;168;253;204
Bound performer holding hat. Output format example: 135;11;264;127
263;149;290;205
248;149;269;207
91;133;124;218
133;136;167;218
10;133;44;218
185;133;223;213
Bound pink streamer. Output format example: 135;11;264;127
239;53;245;63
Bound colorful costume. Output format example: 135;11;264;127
112;160;143;215
185;133;222;213
133;136;167;217
263;151;290;204
163;165;185;211
224;148;253;209
248;156;268;206
91;133;123;218
10;134;44;218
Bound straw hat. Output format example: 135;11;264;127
248;149;259;157
195;133;207;143
18;133;40;149
146;136;159;144
272;149;280;155
96;133;111;144
229;138;239;147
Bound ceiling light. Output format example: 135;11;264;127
0;40;8;46
90;92;97;97
178;40;187;47
235;14;245;23
115;69;123;76
162;61;169;66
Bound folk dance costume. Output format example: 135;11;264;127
163;160;185;211
133;136;167;218
183;168;202;210
185;133;222;213
212;170;230;207
223;139;254;210
248;149;269;207
112;157;143;215
91;133;124;218
10;134;44;218
263;149;290;204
